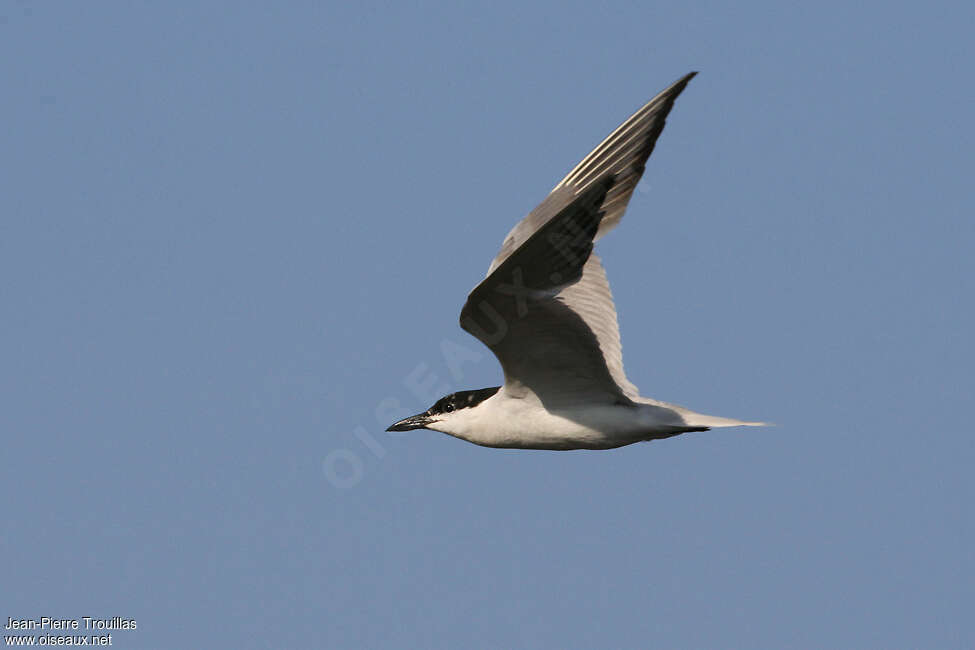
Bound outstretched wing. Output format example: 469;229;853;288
461;178;633;404
461;74;696;405
486;72;696;277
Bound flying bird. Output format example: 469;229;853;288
388;72;764;449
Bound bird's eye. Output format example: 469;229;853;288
444;403;454;413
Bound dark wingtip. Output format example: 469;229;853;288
673;71;698;91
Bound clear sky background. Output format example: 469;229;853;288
2;2;973;649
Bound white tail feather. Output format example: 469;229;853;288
678;411;768;428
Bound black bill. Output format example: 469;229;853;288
386;412;434;432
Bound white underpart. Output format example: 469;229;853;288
428;389;764;451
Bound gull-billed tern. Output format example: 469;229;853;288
388;72;764;450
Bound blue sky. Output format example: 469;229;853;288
2;2;973;648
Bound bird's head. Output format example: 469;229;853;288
386;387;500;434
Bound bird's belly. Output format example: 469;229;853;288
459;400;681;450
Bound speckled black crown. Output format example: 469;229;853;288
429;386;501;415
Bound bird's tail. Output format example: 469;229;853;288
632;397;768;429
676;409;768;429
